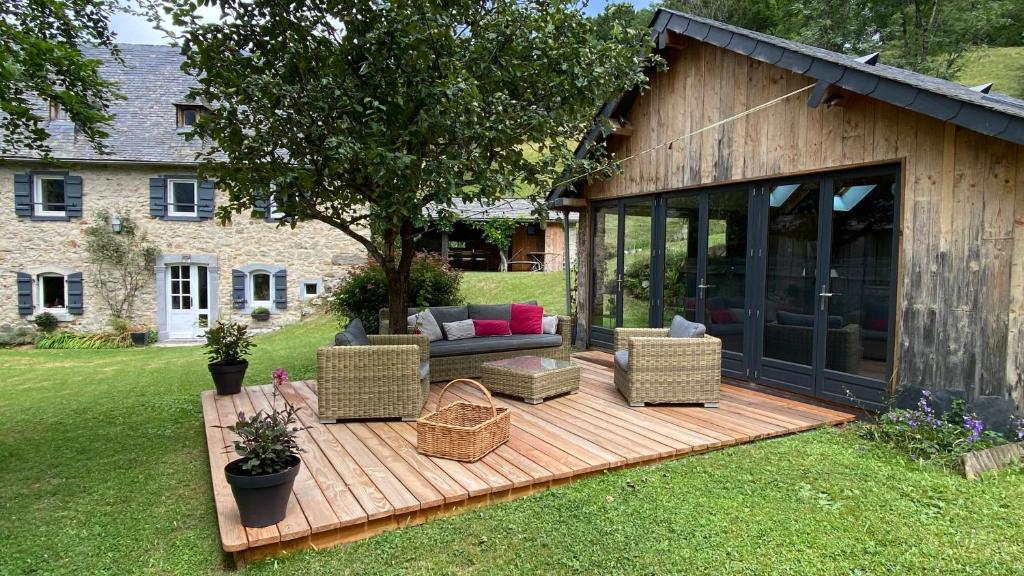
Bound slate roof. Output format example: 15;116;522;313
430;199;577;222
4;44;209;164
549;9;1024;202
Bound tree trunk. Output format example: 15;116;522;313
385;267;411;334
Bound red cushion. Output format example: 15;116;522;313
865;318;888;331
472;319;511;337
509;303;543;334
709;309;734;324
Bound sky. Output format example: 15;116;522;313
109;1;653;44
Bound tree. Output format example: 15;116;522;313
0;0;123;157
166;0;655;333
468;218;520;272
83;210;160;322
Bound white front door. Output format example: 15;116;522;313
166;264;211;338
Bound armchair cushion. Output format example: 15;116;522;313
335;318;370;346
669;315;706;338
468;303;511;321
614;350;629;371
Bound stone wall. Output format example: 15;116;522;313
0;161;367;338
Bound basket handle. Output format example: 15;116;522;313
436;378;497;418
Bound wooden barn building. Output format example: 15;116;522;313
549;10;1024;411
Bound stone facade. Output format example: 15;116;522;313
0;161;366;339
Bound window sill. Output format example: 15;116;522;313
28;214;70;222
163;215;202;222
32;311;74;322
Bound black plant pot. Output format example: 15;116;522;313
251;311;270;321
209;360;248;395
130;332;147;347
225;456;301;528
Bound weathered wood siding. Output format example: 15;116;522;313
581;40;1024;406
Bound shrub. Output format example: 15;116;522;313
252;306;270;315
146;327;159;344
860;391;1010;465
329;252;463;334
34;331;132;349
204;320;254;365
33;312;59;333
223;369;302;475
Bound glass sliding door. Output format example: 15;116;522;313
661;195;701;325
758;180;822;393
704;188;749;373
819;172;898;406
621;202;654;327
589;199;654;347
589;204;620;347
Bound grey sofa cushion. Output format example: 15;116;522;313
429;334;562;357
669;315;706;338
614;350;629;371
468;303;511;321
335;318;370;346
427;305;469;338
419;361;430;381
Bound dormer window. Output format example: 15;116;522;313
175;104;206;129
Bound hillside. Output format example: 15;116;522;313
956;46;1024;98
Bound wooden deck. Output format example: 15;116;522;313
201;353;854;566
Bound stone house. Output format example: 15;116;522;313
1;45;366;341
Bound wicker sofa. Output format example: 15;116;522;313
613;327;722;407
380;305;572;382
316;332;430;422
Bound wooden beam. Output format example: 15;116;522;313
609;118;634;137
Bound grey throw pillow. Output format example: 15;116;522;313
669;315;706;338
335;317;370;346
408;310;443;342
442;319;476;340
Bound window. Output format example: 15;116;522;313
304;283;318;296
38;273;67;311
34;175;66;216
300;279;322;300
48;100;66;121
251;272;272;308
176;105;205;129
267;195;287;220
167;179;198;217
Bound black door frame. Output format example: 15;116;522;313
586;164;900;409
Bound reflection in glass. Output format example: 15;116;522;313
826;174;896;379
762;181;820;367
591;206;618;329
621;203;653;327
705;188;748;354
662;195;700;325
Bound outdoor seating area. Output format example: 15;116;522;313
201;352;854;567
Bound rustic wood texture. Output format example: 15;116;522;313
581;40;1024;404
202;354;854;566
959;442;1024;480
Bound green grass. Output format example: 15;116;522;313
459;271;569;313
957;46;1024;98
2;274;1022;574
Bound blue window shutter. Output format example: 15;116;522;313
65;175;83;218
67;272;84;315
232;270;246;309
149;177;166;217
197;180;216;220
274;269;287;309
16;273;34;315
14;173;32;217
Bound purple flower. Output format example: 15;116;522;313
962;414;984;443
1012;417;1024;441
272;367;289;388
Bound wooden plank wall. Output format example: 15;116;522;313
581;40;1024;407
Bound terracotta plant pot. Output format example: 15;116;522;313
224;456;300;527
208;360;247;395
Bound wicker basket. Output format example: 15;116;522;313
417;379;510;462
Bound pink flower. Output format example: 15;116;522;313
272;368;288;387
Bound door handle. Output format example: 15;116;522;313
818;292;841;297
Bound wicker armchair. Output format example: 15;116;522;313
613;328;721;407
316;334;430;422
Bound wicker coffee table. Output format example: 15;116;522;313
480;355;580;404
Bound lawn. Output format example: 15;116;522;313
957;46;1024;98
1;273;1022;575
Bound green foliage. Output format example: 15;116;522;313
0;326;37;347
33;311;59;333
34;330;131;349
224;379;302;476
252;306;271;315
0;0;123;157
860;391;1009;466
83;210;160;323
468;218;520;252
203;320;254;365
958;46;1024;98
330;253;463;334
145;327;159;344
164;0;655;327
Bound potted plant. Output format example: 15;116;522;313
250;306;271;321
204;320;254;395
129;325;148;347
223;369;302;527
34;311;58;333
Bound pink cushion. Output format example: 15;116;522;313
709;309;734;324
509;303;543;334
865;318;888;331
473;319;511;337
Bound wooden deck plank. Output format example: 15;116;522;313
203;354;856;565
250;386;366;528
277;382;395;520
